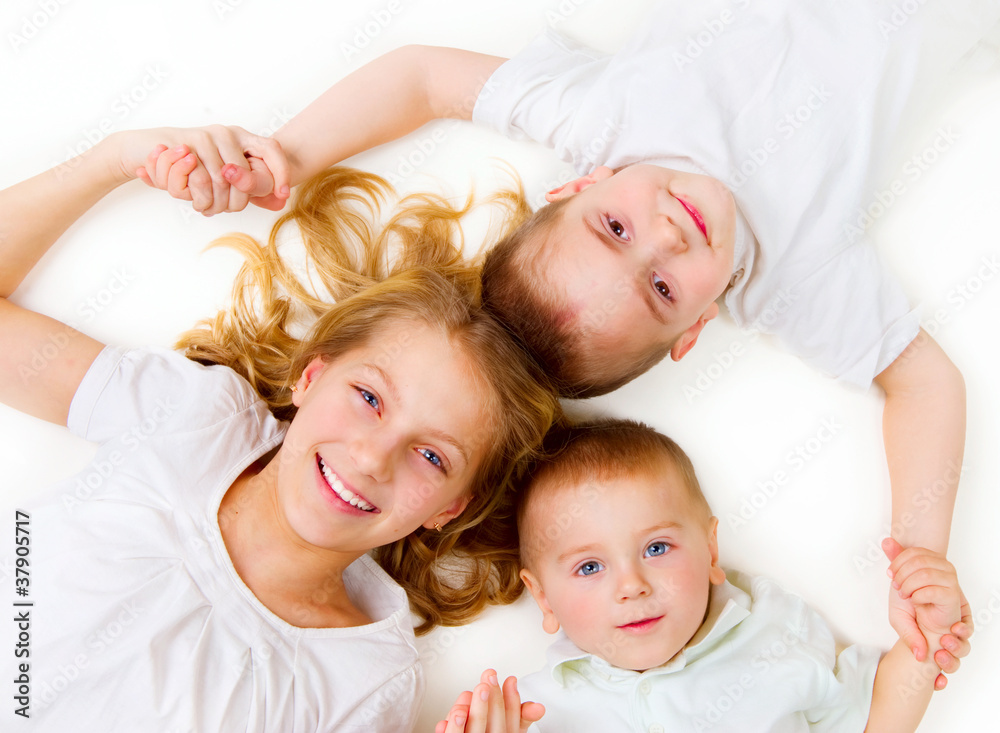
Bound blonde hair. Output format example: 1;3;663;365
178;168;560;632
481;200;672;398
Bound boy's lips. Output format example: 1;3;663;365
617;615;664;633
676;196;708;242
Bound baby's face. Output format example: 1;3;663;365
520;466;724;671
543;164;737;364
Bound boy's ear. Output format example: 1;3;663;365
707;516;726;586
670;302;719;362
520;568;561;634
545;166;615;202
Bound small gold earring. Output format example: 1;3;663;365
290;385;298;393
433;522;442;532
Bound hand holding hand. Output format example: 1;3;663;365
123;125;290;215
435;669;545;733
883;537;971;690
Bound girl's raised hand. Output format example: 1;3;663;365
436;669;544;733
130;125;290;215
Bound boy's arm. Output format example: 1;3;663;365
274;45;507;186
873;330;966;659
864;640;940;733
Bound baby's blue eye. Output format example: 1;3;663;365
418;448;443;469
576;561;604;577
644;542;670;558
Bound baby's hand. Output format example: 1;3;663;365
135;125;289;215
435;669;545;733
883;538;972;690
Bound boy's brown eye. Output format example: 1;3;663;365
609;218;626;238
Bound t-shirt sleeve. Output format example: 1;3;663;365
736;241;921;388
337;663;423;732
472;28;611;171
805;643;881;732
67;346;264;444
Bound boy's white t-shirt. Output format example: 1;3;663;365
474;0;999;386
518;571;880;732
14;346;422;732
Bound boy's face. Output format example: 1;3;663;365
544;164;737;364
520;464;725;672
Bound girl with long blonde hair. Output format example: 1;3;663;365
0;125;557;731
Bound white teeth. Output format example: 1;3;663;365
318;457;375;512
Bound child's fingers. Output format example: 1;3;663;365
889;553;954;589
502;676;522;731
166;154;198;202
520;702;545;731
153;145;193;191
225;155;277;199
241;135;290;199
934;647;962;674
934;672;949;691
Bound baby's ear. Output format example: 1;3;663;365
707;517;726;586
544;166;614;202
520;569;561;634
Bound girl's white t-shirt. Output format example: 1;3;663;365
18;346;422;732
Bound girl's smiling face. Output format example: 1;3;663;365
274;321;490;555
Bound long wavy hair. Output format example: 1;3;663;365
177;167;559;632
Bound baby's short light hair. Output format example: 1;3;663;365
516;418;712;569
481;202;673;399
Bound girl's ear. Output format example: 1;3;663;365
520;568;561;634
706;516;726;586
422;494;472;531
292;356;327;406
544;166;615;202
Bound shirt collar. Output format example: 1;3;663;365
548;578;752;687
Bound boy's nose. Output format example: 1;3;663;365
653;213;687;255
616;565;653;601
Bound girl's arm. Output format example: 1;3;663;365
0;126;283;425
436;669;544;733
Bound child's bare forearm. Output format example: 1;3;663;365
865;640;939;732
874;331;965;553
274;45;506;186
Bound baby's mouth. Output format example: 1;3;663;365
677;196;708;242
317;456;378;513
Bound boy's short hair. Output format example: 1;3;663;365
516;418;712;569
481;202;673;399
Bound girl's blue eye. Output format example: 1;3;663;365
356;388;380;411
576;561;604;577
644;542;670;558
418;448;443;469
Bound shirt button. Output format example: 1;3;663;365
639;681;652;695
649;725;664;733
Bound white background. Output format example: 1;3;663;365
1;1;998;730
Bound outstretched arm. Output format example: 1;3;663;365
873;330;966;664
145;45;507;212
0;126;282;425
